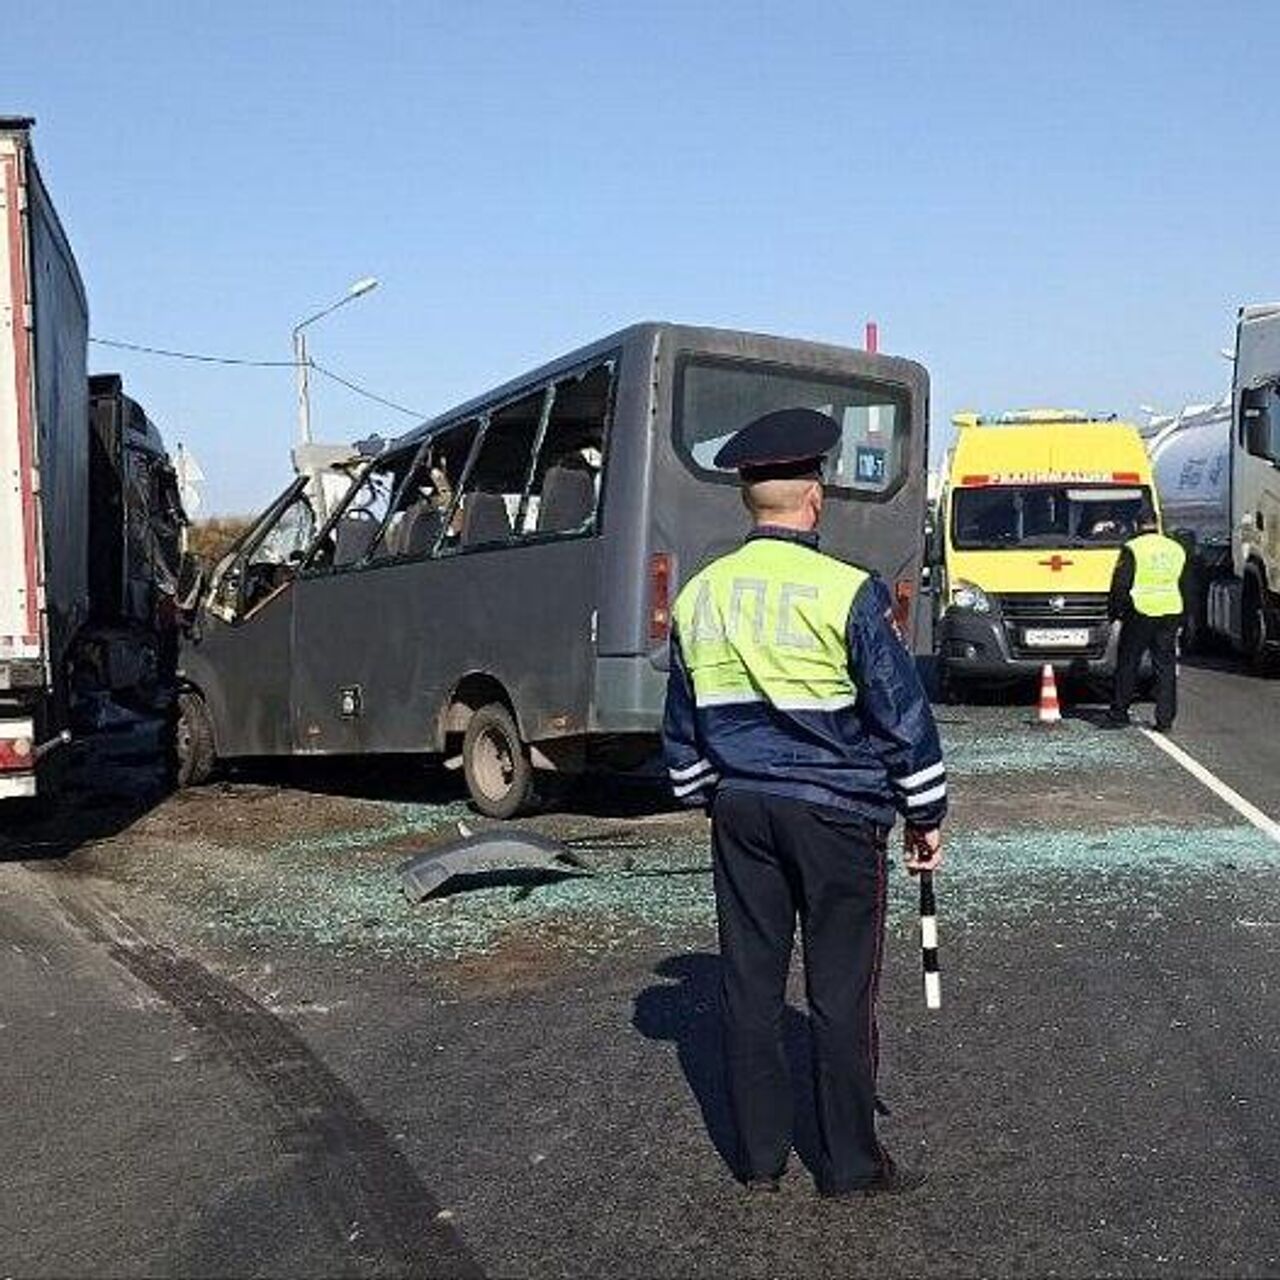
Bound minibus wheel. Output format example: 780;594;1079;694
463;702;534;819
176;690;217;787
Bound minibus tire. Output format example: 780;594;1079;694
463;703;534;819
176;690;217;788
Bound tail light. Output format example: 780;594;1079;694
0;735;34;772
893;579;914;638
649;553;672;643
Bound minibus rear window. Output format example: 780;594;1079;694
675;356;910;497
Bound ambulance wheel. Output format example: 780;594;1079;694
463;702;534;819
938;663;966;705
175;690;217;787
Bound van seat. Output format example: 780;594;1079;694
460;492;511;548
400;501;445;556
538;465;596;534
334;515;379;566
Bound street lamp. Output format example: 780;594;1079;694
292;276;379;444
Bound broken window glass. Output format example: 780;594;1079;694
519;362;613;539
311;449;417;570
368;419;480;562
234;491;316;614
441;390;546;554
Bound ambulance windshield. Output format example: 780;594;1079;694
952;485;1151;550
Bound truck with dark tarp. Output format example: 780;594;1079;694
0;117;184;799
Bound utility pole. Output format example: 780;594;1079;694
291;276;379;445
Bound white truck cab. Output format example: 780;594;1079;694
1211;305;1280;662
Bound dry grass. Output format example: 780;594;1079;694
187;516;254;565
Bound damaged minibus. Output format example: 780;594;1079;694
177;323;930;816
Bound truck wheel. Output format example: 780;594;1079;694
176;690;217;787
463;702;534;819
1242;578;1278;675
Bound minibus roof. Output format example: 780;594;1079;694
391;322;925;451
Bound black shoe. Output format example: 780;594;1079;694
1100;714;1132;730
742;1176;781;1194
820;1156;927;1200
1153;722;1174;734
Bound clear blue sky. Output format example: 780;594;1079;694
10;1;1280;514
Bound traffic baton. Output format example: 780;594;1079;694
919;871;941;1010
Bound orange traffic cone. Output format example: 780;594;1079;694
1037;663;1062;724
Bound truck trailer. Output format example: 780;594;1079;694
1148;304;1280;665
0;117;184;799
1144;397;1230;652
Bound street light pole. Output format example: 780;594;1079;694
292;276;379;445
294;327;312;444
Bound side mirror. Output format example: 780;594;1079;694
211;561;242;614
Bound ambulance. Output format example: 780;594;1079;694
933;410;1159;692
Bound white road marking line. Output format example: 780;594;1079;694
1139;727;1280;845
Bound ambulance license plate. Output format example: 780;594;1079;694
1023;627;1090;648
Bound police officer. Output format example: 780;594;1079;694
1106;510;1186;732
662;408;946;1199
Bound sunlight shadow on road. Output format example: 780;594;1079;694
632;952;821;1182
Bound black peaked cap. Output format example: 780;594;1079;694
713;407;841;478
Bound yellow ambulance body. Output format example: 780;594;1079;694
935;411;1159;687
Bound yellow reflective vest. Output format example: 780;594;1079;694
672;537;870;712
1127;532;1185;618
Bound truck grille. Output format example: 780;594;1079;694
996;592;1110;660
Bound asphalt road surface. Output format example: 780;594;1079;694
2;665;1278;1278
1172;657;1280;820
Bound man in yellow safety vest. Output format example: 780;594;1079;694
662;407;946;1199
1106;510;1186;732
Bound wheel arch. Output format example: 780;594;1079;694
438;670;525;752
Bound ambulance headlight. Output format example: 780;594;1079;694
950;580;992;613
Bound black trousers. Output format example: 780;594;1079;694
1111;614;1180;729
711;787;888;1192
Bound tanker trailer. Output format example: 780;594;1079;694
1145;398;1231;651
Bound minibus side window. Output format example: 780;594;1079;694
518;362;613;539
314;449;416;570
440;390;546;555
366;419;479;562
222;490;316;618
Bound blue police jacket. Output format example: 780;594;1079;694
662;527;948;829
